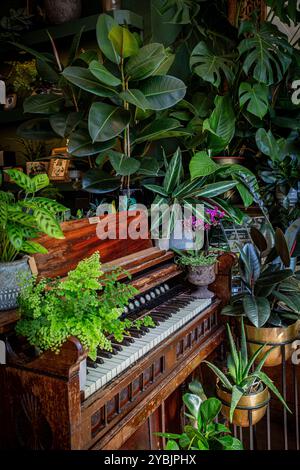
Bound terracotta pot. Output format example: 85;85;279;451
187;263;216;299
44;0;82;24
217;383;270;427
245;321;300;367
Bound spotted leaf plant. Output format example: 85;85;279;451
0;169;66;262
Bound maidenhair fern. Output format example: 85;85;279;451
16;252;153;360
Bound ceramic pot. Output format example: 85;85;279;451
187;263;216;299
0;258;31;311
44;0;82;24
217;383;270;427
245;321;300;367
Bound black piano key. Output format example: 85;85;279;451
111;343;123;352
127;329;143;338
87;359;98;369
140;326;150;333
97;350;113;359
95;357;104;364
122;336;135;344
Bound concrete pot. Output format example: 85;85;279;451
187;263;216;299
0;258;31;311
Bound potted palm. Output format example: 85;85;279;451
0;169;66;311
204;319;290;427
222;227;300;366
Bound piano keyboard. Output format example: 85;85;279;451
84;293;212;399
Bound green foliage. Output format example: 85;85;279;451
0;170;66;262
16;252;154;360
156;381;243;450
204;319;290;422
222;227;300;327
175;250;218;267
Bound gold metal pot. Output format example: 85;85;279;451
216;384;270;427
245;321;300;367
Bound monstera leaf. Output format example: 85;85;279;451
239;82;269;119
190;41;235;88
238;22;293;85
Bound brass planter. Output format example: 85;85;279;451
216;384;270;427
245;321;300;367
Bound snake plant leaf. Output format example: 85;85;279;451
183;393;202;420
196;180;237;198
62;66;117;98
21;241;48;254
68;128;116;157
240;318;248;368
125;43;168;80
190;41;235;88
119;89;150;111
227;353;237;383
229;386;244;423
164;147;182;194
139;75;186;110
189;151;219;180
242;344;267;379
250;227;268;253
33;207;64;239
252;371;291;412
203;361;232;391
134;118;181;144
239;82;269;119
275;228;291;267
108;151;140;176
226;323;240;374
96;14;120;64
7;223;23;250
23;94;64;114
4;169;34;193
88;103;131;142
89;61;121;87
238;22;293;85
242;295;270;327
82;169;120;194
108;25;139;59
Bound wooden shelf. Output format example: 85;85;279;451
0;108;26;123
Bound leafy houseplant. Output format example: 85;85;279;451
222;227;300;366
0;169;66;311
156;380;243;450
204;319;290;427
16;252;153;361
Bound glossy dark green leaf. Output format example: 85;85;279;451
189;151;219;180
242;295;270;327
255;128;280;161
183;393;202;420
200;398;222;423
119;89;149;111
89;61;121;87
108;150;140;176
250;227;268;252
17;118;58;141
62;66;117;97
239;82;269;119
88;103;131;142
275;228;291;267
125;43;168;80
203;96;235;154
82;169;120;194
23;94;64;114
140;75;186;110
50;112;83;138
68;128;115;157
96;14;120;64
134;118;181;144
108;25;139;59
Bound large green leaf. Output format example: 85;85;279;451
190;41;235;88
68;128;115;157
273;291;300;313
242;295;270;327
82;169;120;194
6;223;23;250
88;103;131;142
239;242;261;285
164;148;182;194
134;118;181;144
28;197;66;214
238;22;293;85
21;241;48;255
33;207;64;239
89;61;121;87
203;96;235;154
108;25;139;59
108;151;140;176
255;128;280;161
196;180;237;198
50;112;83;138
31;174;50;192
183;393;202;420
125;43;168;80
189;151;219;180
275;227;291;267
4;169;34;193
23;94;64;114
119;89;149;111
138;157;163;177
62;66;117;97
200;397;221;424
96;14;119;64
139;75;186;110
239;82;269;119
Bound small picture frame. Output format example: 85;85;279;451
51;147;68;157
26;161;49;177
48;158;70;181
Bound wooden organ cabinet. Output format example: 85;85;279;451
0;213;235;450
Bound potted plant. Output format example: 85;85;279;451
16;251;153;389
204;319;290;427
0;169;66;311
156;380;243;450
222;227;300;366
